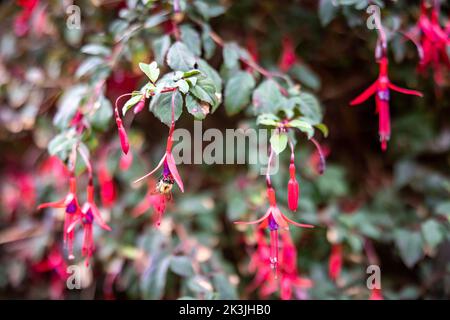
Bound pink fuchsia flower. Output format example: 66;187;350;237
287;143;299;212
38;176;80;259
414;2;450;86
98;166;117;208
235;187;313;275
133;92;184;193
278;37;297;72
14;0;39;37
278;232;313;300
132;180;168;226
369;287;383;300
328;243;343;282
350;57;423;151
68;183;111;266
32;245;67;299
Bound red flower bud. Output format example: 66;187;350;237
287;163;299;211
116;117;129;154
133;96;146;114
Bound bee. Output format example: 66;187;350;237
154;174;175;200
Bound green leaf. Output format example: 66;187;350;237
394;230;424;268
153;35;171;65
315;123;329;137
140;254;171;299
186;94;208;120
256;113;280;127
122;94;143;116
296;92;323;124
319;0;339;26
270;131;288;154
223;42;241;69
139;62;159;83
180;25;202;57
167;41;197;72
81;44;111;56
212;273;238;299
201;24;216;59
421;220;444;250
91;95;113;130
170;256;194;277
54;85;88;129
176;79;189;94
289;63;321;91
252;79;284;114
288;119;314;139
190;76;219;112
193;1;225;20
75;57;104;78
197;59;222;92
48;133;77;161
224;71;255;116
150;90;183;126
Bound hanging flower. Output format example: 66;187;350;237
236;187;313;275
279;37;297;72
132;180;168;226
98;165;117;208
350;57;423;151
67;183;111;266
287;145;299;211
328;243;343;282
369;287;383;300
38;177;80;259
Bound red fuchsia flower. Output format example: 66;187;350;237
235;186;313;276
38;176;80;259
278;232;313;300
287;144;299;212
98;165;117;208
14;0;39;37
413;2;450;86
278;37;297;72
1;170;36;218
132;180;168;226
350;56;423;151
246;229;312;299
328;243;343;282
133;92;184;193
309;142;329;176
119;151;133;171
68;183;111;266
32;245;67;299
369;287;383;300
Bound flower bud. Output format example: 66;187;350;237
287;163;299;211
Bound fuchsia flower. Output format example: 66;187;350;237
98;166;117;208
68;183;111;266
32;245;67;299
328;243;343;282
350;57;423;151
236;187;313;275
38;177;80;259
246;229;313;299
278;37;297;72
132;180;168;226
369;287;384;300
14;0;39;37
287;145;299;211
413;2;450;86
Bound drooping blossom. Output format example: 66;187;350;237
1;170;36;218
410;1;450;86
14;0;39;37
328;243;343;282
278;37;297;72
287;143;299;212
32;245;67;299
309;143;329;176
132;180;168;226
236;186;313;275
133;92;184;193
350;57;423;151
68;183;111;266
98;165;117;208
246;229;313;299
38;176;80;259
